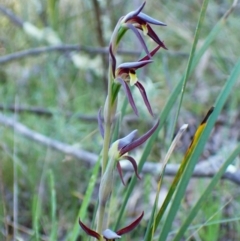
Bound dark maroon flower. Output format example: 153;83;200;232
111;119;159;185
115;45;161;116
122;1;167;50
79;212;144;240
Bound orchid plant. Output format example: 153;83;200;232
79;2;167;239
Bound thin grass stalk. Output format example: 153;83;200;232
171;0;209;141
47;0;59;30
145;129;183;241
172;216;240;235
144;124;188;241
0;159;8;238
13;99;19;241
32;195;40;241
48;170;57;241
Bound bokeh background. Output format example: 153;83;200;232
0;0;240;240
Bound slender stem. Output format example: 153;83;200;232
97;205;105;234
101;21;122;174
101;65;114;174
96;15;121;235
97;156;115;233
97;59;114;235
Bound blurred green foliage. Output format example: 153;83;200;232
0;0;240;240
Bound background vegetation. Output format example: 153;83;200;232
0;0;240;240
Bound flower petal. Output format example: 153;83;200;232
120;119;159;155
123;1;146;22
138;45;161;62
103;229;121;239
98;108;104;138
117;161;125;186
135;81;153;116
137;12;166;26
116;211;144;235
126;23;151;59
120;155;141;180
118;60;152;70
116;77;139;116
118;129;138;151
79;219;101;240
146;25;167;49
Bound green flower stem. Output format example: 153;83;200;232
97;155;115;233
97;66;114;234
101;68;114;174
101;22;124;181
96;204;105;235
97;20;125;234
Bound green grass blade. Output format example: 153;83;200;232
48;0;59;29
158;58;240;241
172;216;240;235
172;0;209;139
143;191;159;241
32;194;41;241
173;143;240;241
66;158;101;241
48;169;57;241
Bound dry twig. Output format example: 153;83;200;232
0;44;189;65
0;113;239;185
0;104;140;123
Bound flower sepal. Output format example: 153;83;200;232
121;1;167;49
79;212;144;240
